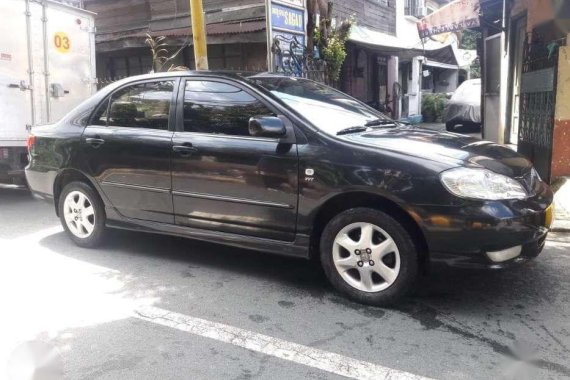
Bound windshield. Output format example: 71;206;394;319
248;76;393;135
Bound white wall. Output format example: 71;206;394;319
434;69;459;93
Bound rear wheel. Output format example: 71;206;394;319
59;181;106;248
320;208;418;306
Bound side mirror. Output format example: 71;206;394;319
248;116;286;138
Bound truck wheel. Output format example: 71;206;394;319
320;208;419;306
445;122;455;131
58;181;106;248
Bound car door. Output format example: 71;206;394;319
80;78;178;223
171;78;299;241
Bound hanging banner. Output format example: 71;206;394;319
417;0;480;39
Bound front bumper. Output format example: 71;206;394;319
416;182;553;269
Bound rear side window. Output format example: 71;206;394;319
183;80;274;136
95;81;174;130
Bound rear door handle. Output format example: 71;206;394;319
85;137;105;148
173;144;198;157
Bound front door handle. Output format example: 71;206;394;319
85;137;105;148
173;144;198;157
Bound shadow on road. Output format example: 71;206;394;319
35;223;570;377
37;227;568;313
40;228;331;297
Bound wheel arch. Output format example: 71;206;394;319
309;191;429;272
53;169;100;216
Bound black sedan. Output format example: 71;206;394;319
25;71;554;305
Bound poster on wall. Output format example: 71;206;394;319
417;0;480;39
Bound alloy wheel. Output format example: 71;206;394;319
332;222;401;292
63;190;95;239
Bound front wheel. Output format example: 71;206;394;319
445;122;455;131
320;208;419;306
58;181;106;248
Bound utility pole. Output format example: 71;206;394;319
190;0;208;70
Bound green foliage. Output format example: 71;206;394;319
321;35;348;82
311;1;353;85
460;29;480;50
459;30;481;79
421;93;448;122
470;57;481;79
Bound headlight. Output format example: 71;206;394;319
440;168;528;200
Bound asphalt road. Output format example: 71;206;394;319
1;188;570;380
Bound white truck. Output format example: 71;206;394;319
0;0;96;187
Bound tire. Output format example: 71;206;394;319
58;181;106;248
320;208;419;306
445;122;455;131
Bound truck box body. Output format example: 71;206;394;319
0;0;95;187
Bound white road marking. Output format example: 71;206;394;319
134;305;433;380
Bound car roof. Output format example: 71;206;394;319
101;71;297;94
112;70;288;83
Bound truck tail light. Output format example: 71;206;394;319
27;135;36;152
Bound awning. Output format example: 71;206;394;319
348;25;459;66
423;60;459;69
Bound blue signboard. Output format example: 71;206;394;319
271;3;304;34
266;0;306;73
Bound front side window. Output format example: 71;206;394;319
183;80;274;136
105;81;174;130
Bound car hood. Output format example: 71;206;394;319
342;127;532;177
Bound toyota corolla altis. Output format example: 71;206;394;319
26;72;554;305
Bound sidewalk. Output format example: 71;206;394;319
552;177;570;232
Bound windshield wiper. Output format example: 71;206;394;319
336;126;368;135
364;118;397;127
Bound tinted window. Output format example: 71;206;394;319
106;81;174;130
183;80;274;136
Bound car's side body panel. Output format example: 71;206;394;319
79;125;175;223
170;76;300;241
77;77;179;224
171;132;300;241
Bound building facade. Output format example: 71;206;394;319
83;0;466;122
339;0;462;120
83;0;268;82
479;0;570;180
